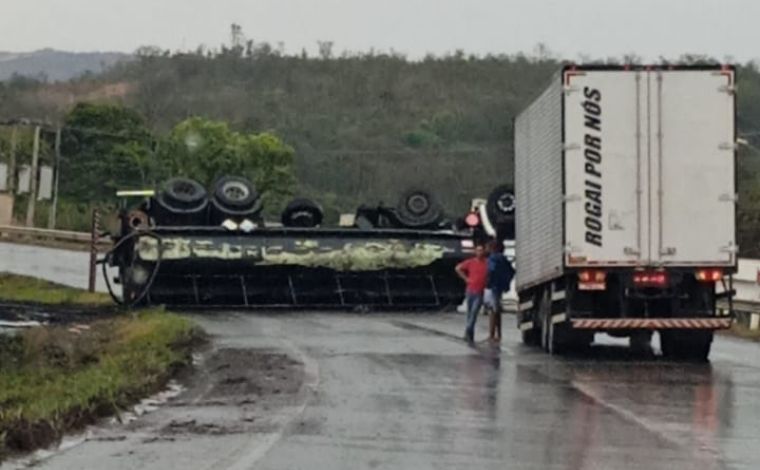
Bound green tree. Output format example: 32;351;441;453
158;117;295;209
61;103;155;202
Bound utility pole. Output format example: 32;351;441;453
48;127;62;228
25;125;41;227
8;126;17;194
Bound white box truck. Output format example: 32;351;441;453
514;65;736;360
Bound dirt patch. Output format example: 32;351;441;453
151;348;304;439
161;419;244;436
205;349;303;399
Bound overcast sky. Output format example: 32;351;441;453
1;0;758;61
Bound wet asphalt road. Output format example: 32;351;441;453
0;242;110;293
26;311;760;470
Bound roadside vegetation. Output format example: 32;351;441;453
0;310;201;459
0;273;110;306
0;273;203;459
3;34;760;249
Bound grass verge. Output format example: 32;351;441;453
0;310;202;459
0;273;110;306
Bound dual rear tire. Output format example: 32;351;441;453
209;176;263;225
524;287;591;354
515;285;715;362
660;330;713;362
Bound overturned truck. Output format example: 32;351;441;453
105;177;515;309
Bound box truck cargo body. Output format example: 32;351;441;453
514;65;736;360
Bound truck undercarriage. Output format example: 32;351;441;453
517;269;734;361
104;177;515;310
109;226;469;309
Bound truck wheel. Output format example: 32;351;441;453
395;189;443;228
281;198;324;227
486;184;515;224
630;331;654;355
153;178;209;225
159;177;208;210
690;331;713;362
539;288;564;354
661;330;713;362
539;290;549;351
213;176;260;209
545;316;567;354
521;328;541;346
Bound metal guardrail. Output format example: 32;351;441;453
0;225;111;246
1;213;110;293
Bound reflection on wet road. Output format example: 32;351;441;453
32;312;760;470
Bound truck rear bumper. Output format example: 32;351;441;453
570;318;732;330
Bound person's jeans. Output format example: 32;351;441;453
465;292;483;340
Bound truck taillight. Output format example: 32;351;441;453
695;268;723;283
578;270;606;290
633;271;668;287
465;212;480;227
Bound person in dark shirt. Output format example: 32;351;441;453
455;242;488;343
485;239;515;342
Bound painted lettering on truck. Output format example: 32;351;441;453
582;86;603;247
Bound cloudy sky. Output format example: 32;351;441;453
0;0;758;61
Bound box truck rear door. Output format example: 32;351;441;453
564;70;648;266
650;69;736;266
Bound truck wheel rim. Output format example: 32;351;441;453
223;182;250;201
497;194;515;213
175;181;199;197
407;194;430;214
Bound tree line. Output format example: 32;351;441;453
2;45;760;253
0;103;294;230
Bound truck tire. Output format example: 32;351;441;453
521;328;541;346
281;198;324;228
160;178;207;210
152;178;209;226
213;176;260;209
395;189;443;228
539;288;560;354
486;184;515;224
538;287;581;354
209;176;263;224
660;330;713;362
630;331;654;355
544;310;561;354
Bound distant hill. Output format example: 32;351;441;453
0;49;132;82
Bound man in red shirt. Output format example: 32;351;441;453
455;242;488;343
